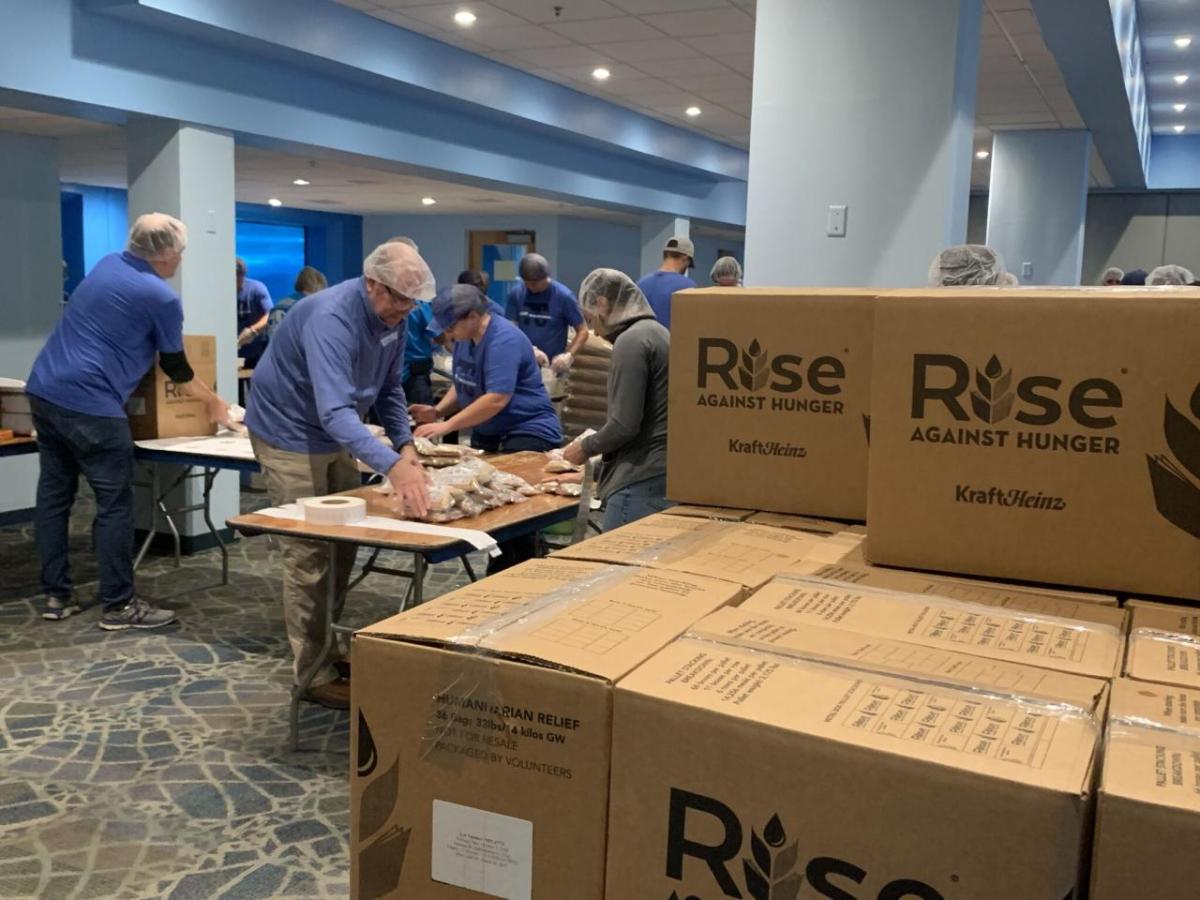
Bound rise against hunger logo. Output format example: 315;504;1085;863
908;353;1124;456
695;337;848;416
1147;381;1200;540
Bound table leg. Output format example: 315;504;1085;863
133;463;159;571
410;553;427;610
461;555;477;583
289;545;339;752
202;468;229;586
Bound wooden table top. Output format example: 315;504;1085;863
227;451;577;551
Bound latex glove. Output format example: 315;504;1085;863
387;451;430;519
408;403;439;425
533;347;550;368
562;440;587;466
550;352;574;375
237;327;257;348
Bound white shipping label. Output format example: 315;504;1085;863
431;800;533;900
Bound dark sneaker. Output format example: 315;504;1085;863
98;598;177;631
303;677;350;710
42;597;81;621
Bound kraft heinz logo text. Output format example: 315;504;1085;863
908;353;1123;456
695;338;847;416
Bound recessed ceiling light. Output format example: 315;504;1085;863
453;10;476;26
1175;103;1189;113
975;149;990;160
685;106;702;117
292;178;310;186
1176;36;1193;49
267;198;283;207
421;197;437;206
592;67;611;81
1175;73;1190;84
1174;124;1187;133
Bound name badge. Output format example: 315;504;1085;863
381;331;399;347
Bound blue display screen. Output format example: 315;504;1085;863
235;222;306;303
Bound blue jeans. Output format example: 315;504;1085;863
602;474;674;532
30;396;135;610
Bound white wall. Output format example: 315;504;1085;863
0;134;62;516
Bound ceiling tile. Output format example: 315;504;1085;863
715;52;754;76
699;87;752;112
547;16;665;42
595;76;679;96
632;55;734;77
496;45;612;67
994;9;1040;35
590;37;700;61
682;32;753;55
664;71;750;93
489;0;627;21
469;24;576;49
399;2;527;29
641;7;753;37
609;0;731;12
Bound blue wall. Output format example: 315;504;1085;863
236;202;363;286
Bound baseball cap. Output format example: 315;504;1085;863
663;236;695;261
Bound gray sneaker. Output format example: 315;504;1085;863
42;597;81;621
98;598;177;631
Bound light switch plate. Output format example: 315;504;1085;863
826;205;847;238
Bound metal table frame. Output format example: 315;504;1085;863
0;437;38;459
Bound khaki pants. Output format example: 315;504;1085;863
250;434;360;688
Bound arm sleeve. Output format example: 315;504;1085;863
151;295;185;354
561;288;584;328
581;334;647;457
304;316;402;475
375;325;415;451
256;283;274;313
158;351;194;383
481;332;521;396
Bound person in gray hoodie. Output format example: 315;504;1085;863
562;268;673;530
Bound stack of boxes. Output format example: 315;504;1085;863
561;333;613;440
351;284;1200;899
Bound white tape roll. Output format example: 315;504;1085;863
301;496;368;525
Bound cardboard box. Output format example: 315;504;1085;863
740;574;1123;678
744;511;860;535
1090;679;1200;900
550;512;825;591
790;559;1125;628
1123;599;1200;689
606;628;1104;899
349;558;742;900
125;334;218;440
867;290;1200;599
663;505;755;522
667;288;875;519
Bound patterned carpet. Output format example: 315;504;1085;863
0;486;482;899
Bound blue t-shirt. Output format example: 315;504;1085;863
636;270;696;330
27;251;185;418
402;301;435;382
452;316;562;444
266;292;303;338
505;279;583;357
237;278;274;332
245;277;413;475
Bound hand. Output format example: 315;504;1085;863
562;441;587;466
205;397;239;431
550;352;574;375
540;470;583;486
414;421;452;440
387;455;430;519
237;327;256;348
533;347;550;368
408;403;439;425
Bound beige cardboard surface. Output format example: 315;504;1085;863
790;560;1126;628
550;512;824;590
127;335;218;440
1124;599;1200;689
744;511;857;535
740;574;1123;678
667;288;874;519
1090;680;1200;900
350;558;741;900
607;635;1100;900
867;290;1200;599
662;504;755;522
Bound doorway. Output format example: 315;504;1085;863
468;229;536;308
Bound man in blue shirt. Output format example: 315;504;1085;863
245;241;433;710
235;258;274;367
27;213;235;630
413;284;562;573
637;235;697;329
505;253;589;376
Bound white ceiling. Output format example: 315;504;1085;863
1136;0;1200;136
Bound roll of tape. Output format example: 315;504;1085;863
302;495;368;525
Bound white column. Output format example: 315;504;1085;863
0;134;61;518
127;120;238;542
744;0;982;287
986;129;1092;286
640;215;690;278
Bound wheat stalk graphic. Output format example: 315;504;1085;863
970;354;1014;424
1147;381;1200;539
739;339;770;392
742;814;802;900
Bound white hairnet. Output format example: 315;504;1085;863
1147;264;1195;286
928;244;1006;287
363;241;436;301
578;268;654;336
710;256;742;284
1100;266;1124;284
127;213;187;261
